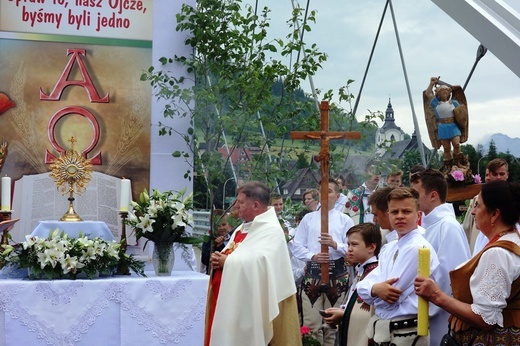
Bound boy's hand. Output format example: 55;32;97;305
323;307;344;325
371;278;402;304
318;233;337;250
311;252;331;263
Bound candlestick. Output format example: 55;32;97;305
417;247;430;336
1;175;11;211
119;178;131;211
116;211;130;275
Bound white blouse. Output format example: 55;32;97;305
470;232;520;327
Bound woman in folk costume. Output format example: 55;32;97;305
415;180;520;345
323;223;381;346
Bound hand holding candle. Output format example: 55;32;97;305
417;247;430;336
120;178;131;211
1;175;11;211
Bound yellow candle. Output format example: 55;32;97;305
417;247;430;336
120;178;131;211
1;175;11;211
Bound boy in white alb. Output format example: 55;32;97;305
357;187;440;345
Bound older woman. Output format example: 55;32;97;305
415;180;520;345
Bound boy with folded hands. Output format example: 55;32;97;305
356;187;440;345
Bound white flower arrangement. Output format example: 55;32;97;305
0;229;144;279
125;188;202;247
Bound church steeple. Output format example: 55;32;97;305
385;98;395;122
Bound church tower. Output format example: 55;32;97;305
375;98;405;149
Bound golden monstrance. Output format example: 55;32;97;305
49;137;92;221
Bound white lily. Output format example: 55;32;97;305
137;214;155;233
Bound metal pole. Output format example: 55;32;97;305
463;44;487;91
388;0;426;166
222;177;235;208
353;0;390;117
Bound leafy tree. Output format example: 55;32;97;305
141;0;331;209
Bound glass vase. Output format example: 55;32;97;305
152;242;175;276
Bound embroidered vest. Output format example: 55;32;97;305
449;240;520;332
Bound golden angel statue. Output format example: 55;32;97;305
424;77;469;172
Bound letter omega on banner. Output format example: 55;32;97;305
41;49;107;165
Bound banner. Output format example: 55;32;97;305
0;0;152;44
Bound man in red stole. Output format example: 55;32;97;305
205;181;301;346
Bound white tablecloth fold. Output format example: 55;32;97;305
0;271;208;346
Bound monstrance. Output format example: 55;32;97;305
49;137;92;221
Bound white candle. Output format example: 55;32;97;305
1;175;11;211
120;178;131;211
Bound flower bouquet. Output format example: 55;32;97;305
125;188;203;275
301;326;320;346
447;167;481;187
0;229;145;279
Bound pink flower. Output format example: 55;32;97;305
300;326;311;335
450;170;464;182
473;174;482;184
351;196;359;202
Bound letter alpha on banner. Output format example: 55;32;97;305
40;49;109;103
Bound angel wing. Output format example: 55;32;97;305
423;91;441;149
451;85;469;143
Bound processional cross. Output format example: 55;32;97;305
290;100;361;285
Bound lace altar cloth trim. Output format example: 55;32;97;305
0;275;208;345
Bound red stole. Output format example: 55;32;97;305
205;231;248;346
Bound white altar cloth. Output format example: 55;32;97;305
0;271;208;346
31;221;115;241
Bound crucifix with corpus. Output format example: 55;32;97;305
290;100;361;286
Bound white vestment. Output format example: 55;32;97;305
291;209;354;262
210;207;298;346
421;203;471;345
357;229;440;320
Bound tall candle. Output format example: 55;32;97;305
417;247;430;336
1;175;11;211
120;178;131;211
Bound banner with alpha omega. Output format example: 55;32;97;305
0;1;152;201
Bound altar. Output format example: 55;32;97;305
0;271;208;346
31;220;115;241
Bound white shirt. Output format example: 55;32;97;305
421;203;471;345
341;256;378;309
422;203;471;295
470;232;520;326
473;223;520;256
292;209;354;262
357;229;440;320
335;192;348;211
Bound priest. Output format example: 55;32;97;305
205;181;301;346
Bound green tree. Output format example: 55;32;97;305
141;0;330;209
399;149;422;186
461;144;479;173
487;139;498;160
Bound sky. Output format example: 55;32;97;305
255;0;520;149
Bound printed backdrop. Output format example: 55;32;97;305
0;0;153;201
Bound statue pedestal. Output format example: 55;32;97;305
446;183;482;202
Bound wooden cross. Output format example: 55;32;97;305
290;100;361;285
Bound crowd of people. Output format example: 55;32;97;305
202;158;520;346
